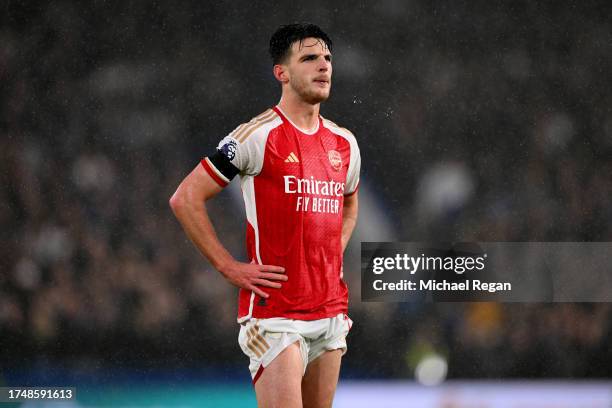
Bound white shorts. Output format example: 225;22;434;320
238;313;353;384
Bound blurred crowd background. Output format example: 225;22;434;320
2;0;612;382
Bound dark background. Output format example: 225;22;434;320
2;0;612;383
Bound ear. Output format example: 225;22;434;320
273;64;289;84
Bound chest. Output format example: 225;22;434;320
262;127;350;183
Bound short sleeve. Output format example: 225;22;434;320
200;110;281;187
345;140;361;196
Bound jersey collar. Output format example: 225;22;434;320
273;105;320;135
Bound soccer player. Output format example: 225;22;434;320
170;23;360;408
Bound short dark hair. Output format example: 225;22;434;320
269;23;333;65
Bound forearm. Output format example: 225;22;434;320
170;182;235;274
170;163;286;298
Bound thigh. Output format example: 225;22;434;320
301;349;343;408
255;341;304;408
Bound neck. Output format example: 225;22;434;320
277;93;320;131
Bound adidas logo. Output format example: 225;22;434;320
284;152;299;163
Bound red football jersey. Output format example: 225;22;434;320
201;106;360;321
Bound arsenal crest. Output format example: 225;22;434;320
328;150;342;171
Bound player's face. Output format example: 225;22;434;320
285;37;332;104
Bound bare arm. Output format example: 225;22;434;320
169;164;286;298
342;190;359;252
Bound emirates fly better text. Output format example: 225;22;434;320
284;175;344;214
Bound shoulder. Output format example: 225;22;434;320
228;109;283;145
321;116;358;146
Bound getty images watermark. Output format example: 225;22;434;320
361;242;612;302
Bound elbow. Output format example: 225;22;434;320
169;190;184;215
